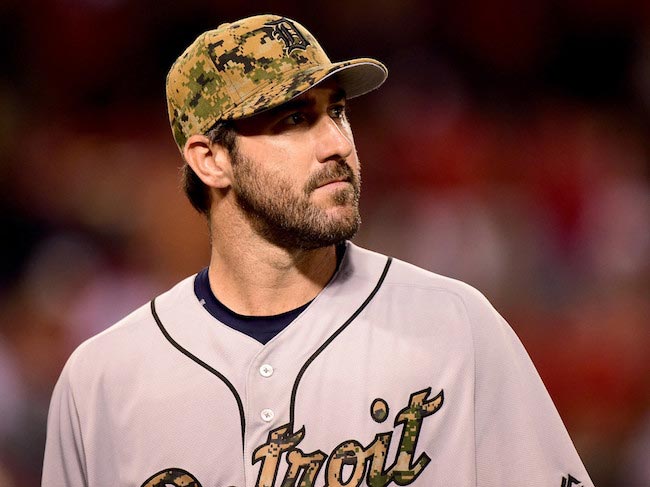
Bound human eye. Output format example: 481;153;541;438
284;112;308;126
329;103;347;121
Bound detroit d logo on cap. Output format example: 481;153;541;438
265;18;310;54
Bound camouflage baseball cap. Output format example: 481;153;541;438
166;14;388;151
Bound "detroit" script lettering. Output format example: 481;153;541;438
252;387;444;487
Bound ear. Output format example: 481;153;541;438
183;134;233;189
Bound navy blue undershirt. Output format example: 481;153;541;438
194;244;346;344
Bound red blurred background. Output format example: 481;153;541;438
0;1;648;485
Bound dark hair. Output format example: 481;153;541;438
181;121;238;215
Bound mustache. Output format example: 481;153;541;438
304;161;357;194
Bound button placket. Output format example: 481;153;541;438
254;361;277;425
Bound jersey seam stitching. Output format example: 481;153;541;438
66;360;90;485
454;292;480;486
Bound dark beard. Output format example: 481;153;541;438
230;152;361;250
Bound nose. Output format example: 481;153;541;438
314;116;354;163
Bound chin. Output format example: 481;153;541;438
322;204;358;222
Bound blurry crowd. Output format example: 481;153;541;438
1;1;649;486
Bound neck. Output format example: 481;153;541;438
207;220;339;316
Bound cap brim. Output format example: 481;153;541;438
222;58;388;121
325;58;389;99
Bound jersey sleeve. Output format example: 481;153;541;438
42;354;88;487
465;290;594;487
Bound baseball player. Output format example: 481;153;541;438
43;14;594;487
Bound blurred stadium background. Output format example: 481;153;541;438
1;1;649;485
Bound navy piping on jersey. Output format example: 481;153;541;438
149;300;246;443
288;256;392;427
149;253;392;453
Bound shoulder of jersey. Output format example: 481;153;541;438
349;242;491;304
62;274;196;374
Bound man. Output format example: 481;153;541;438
43;14;593;487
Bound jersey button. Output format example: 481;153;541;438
260;408;275;422
259;364;274;378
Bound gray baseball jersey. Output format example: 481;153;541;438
43;242;593;487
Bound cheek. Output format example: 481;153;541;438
245;137;313;172
267;146;316;190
